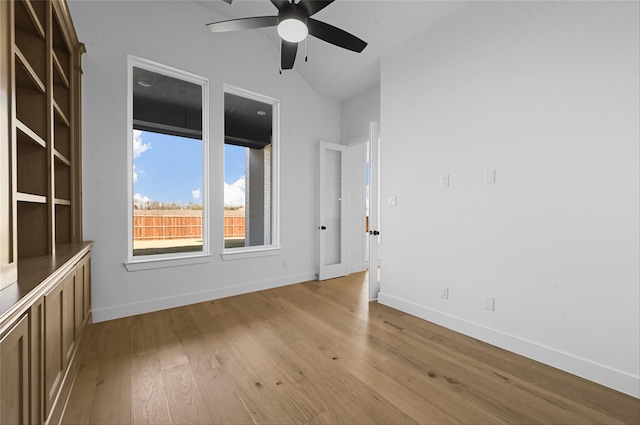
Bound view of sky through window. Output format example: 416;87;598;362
224;144;246;208
133;131;247;207
133;130;202;206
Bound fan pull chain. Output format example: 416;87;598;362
305;38;308;62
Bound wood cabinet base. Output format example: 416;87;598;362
0;244;92;425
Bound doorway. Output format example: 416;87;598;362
331;121;380;300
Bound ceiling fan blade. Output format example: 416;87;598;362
206;16;279;32
307;18;367;53
281;40;298;70
300;0;335;16
270;0;289;10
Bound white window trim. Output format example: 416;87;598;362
222;85;280;259
125;56;210;270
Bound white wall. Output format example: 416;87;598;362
341;85;380;143
68;0;341;321
379;1;639;397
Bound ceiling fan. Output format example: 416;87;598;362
206;0;368;71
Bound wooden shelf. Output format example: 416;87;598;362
14;0;45;40
54;161;71;201
15;86;47;142
54;122;70;159
53;101;70;127
55;203;71;244
54;149;70;166
54;199;71;206
15;47;46;93
16;192;47;204
54;88;70;120
52;52;70;88
16;119;46;148
16;133;47;197
52;9;71;80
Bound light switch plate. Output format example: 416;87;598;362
387;196;397;207
440;174;450;187
485;296;495;311
484;169;496;184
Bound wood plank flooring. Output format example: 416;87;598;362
61;272;639;424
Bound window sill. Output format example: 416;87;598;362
124;254;212;271
221;247;281;261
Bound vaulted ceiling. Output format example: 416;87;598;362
195;0;467;102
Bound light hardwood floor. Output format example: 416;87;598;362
61;272;639;424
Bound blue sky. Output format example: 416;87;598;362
133;131;246;205
224;144;246;184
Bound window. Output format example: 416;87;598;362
223;86;279;253
127;57;209;263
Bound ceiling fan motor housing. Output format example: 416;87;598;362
279;4;307;25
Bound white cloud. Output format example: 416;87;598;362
133;130;151;159
192;189;201;200
224;177;245;208
133;193;151;209
133;164;138;183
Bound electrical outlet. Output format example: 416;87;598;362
440;174;450;187
440;287;449;300
283;260;288;268
484;296;495;311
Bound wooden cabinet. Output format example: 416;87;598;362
0;249;91;425
0;314;30;425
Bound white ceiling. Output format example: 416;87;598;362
195;0;467;102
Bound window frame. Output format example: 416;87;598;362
125;56;210;269
221;85;280;260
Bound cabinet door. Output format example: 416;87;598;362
0;315;30;425
74;254;91;333
44;269;76;415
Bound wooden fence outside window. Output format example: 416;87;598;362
133;215;246;240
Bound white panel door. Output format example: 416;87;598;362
368;122;381;300
319;141;347;281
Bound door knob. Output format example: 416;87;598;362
318;226;327;230
369;230;380;235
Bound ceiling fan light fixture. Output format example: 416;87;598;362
277;18;308;43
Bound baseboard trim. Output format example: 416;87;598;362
93;272;317;323
378;292;640;398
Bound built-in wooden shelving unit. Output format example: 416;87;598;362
3;0;84;265
1;1;90;423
